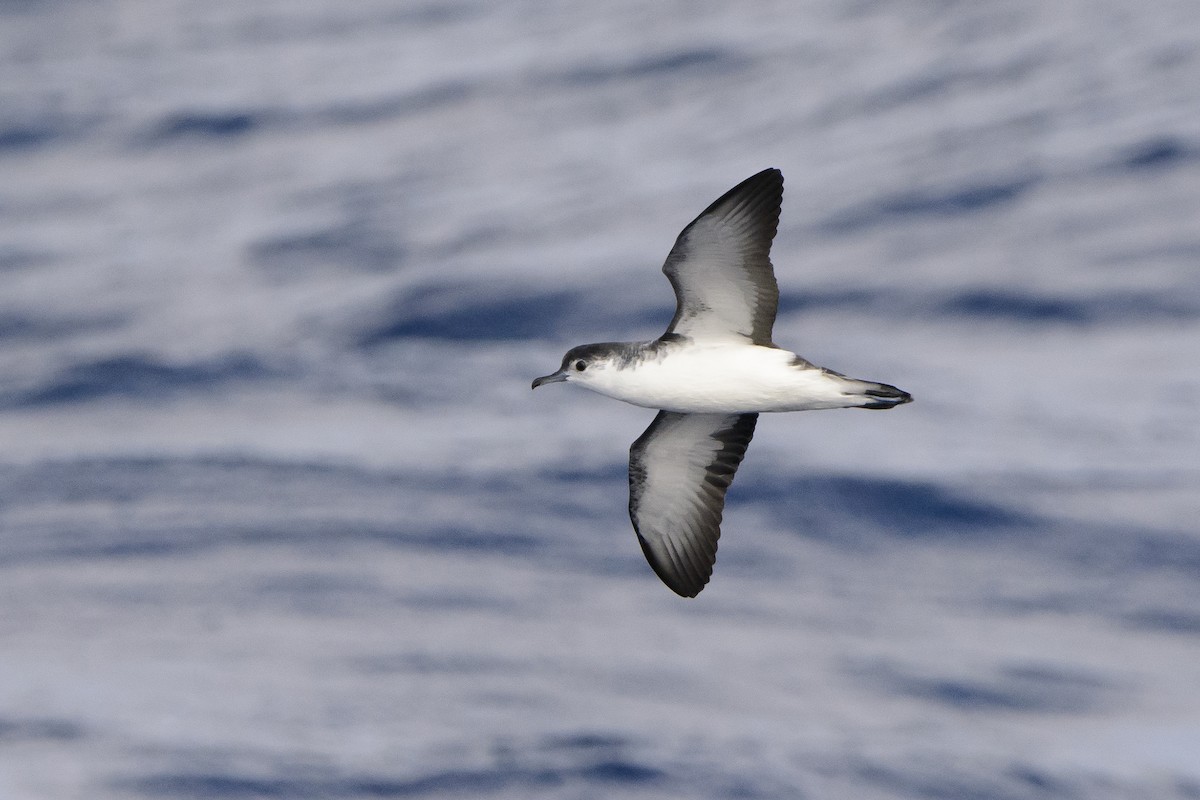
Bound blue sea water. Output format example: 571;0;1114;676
2;1;1199;798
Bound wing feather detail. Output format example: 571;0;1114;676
662;168;783;346
628;411;758;597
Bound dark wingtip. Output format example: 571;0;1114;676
635;532;707;598
693;168;783;222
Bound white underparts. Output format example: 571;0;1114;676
576;342;884;414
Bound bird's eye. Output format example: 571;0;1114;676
574;360;587;371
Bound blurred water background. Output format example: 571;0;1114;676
2;1;1200;798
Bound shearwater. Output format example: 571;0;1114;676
533;168;911;597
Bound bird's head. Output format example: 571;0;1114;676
531;343;620;390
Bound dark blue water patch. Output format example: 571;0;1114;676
319;81;474;126
737;474;1035;545
0;310;123;342
938;288;1087;323
775;285;1200;326
849;757;1091;800
0;313;45;339
1117;136;1195;171
936;288;1200;325
735;473;1200;581
855;660;1114;714
0;717;85;742
0;111;88;155
885;72;952;107
776;287;884;316
359;284;584;344
541;732;629;751
6;351;276;407
160;729;664;798
1005;765;1066;795
357;276;672;345
552;46;742;87
398;528;542;554
249;221;405;275
0;455;422;510
0;122;59;152
539;463;629;487
2;516;542;567
579;760;664;783
165;769;552;798
1123;608;1200;634
126;758;661;798
128;774;310;799
821;174;1038;232
143;83;472;147
906;677;1042;713
146;110;263;143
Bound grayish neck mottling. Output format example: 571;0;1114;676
562;333;688;371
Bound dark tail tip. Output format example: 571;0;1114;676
860;383;913;410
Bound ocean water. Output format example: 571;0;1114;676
2;1;1199;798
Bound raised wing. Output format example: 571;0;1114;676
662;168;783;346
627;411;758;597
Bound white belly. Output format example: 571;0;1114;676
586;344;860;413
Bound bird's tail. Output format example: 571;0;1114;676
843;378;913;410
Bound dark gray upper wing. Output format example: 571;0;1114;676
661;168;783;346
628;411;758;597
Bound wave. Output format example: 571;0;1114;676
4;352;276;408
